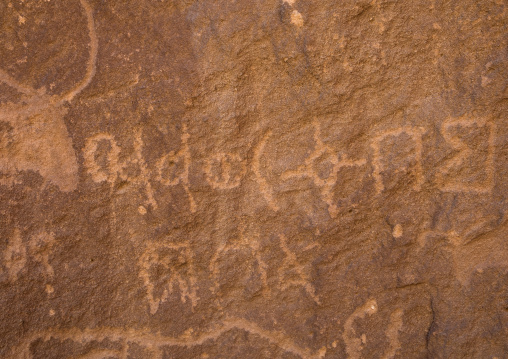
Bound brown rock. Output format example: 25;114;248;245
1;0;507;358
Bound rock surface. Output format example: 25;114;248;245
1;0;507;358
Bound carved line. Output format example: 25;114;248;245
4;228;26;283
13;318;326;359
59;0;98;103
133;129;157;209
155;124;196;213
253;130;279;211
381;309;403;359
343;298;378;359
0;69;37;96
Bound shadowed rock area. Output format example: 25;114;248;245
1;0;507;358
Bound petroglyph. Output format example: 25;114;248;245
2;229;55;285
370;127;425;195
417;219;508;286
131;129;158;209
253;131;279;211
281;120;366;218
28;230;56;280
437;117;495;193
139;241;198;314
83;133;122;184
210;225;269;296
12;318;327;359
3;228;26;282
0;0;97;192
278;234;320;304
155;124;196;212
343;298;378;359
204;152;247;189
381;309;403;359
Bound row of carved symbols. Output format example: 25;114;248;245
139;233;319;314
83;116;496;214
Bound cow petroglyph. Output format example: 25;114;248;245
0;0;97;192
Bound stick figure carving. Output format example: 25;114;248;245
0;0;97;191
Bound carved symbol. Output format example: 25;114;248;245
155;124;196;213
253;130;279;211
342;299;404;359
436;117;495;193
138;240;198;315
2;228;55;288
3;228;26;283
0;0;97;191
12;318;327;359
343;298;378;359
281;120;366;218
204;152;247;189
83;133;122;184
28;230;56;281
210;225;269;298
370;127;425;194
278;234;320;304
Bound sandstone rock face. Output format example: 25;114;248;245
1;0;507;358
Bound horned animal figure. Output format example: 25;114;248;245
0;0;97;191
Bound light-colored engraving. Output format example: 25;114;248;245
381;309;403;359
155;124;196;213
133;129;157;209
343;298;378;359
370;127;425;194
204;152;247;190
139;241;198;315
3;228;27;282
281;120;366;218
437;117;495;193
83;133;122;184
210;225;269;296
278;234;320;304
28;230;56;280
0;0;97;192
253;130;279;211
12;318;327;359
417;219;508;286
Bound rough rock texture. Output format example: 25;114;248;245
1;0;508;358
